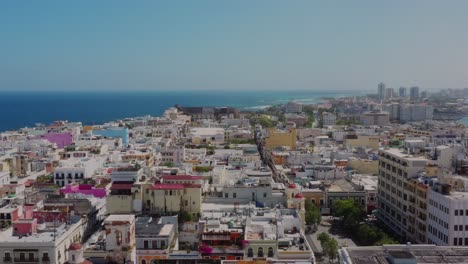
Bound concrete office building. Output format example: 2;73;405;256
378;82;386;100
427;183;468;246
377;147;429;241
410;86;420;101
399;87;407;97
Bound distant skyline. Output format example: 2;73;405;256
1;1;468;91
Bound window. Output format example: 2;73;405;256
268;247;274;257
144;240;149;249
461;210;464;216
225;193;228;198
4;252;11;261
455;210;459;216
257;247;264;257
142;260;147;264
20;253;25;261
72;255;75;261
233;193;237;198
247;248;253;257
454;238;458;245
263;192;267;198
460;225;464;231
28;253;34;261
465;238;468;246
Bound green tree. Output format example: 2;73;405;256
317;232;330;244
333;199;364;230
305;199;313;211
324;238;338;263
317;232;338;263
178;211;193;223
304;200;321;226
354;223;398;246
163;161;174;167
305;209;321;226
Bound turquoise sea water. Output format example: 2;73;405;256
458;116;468;125
0;90;365;132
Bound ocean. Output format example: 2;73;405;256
1;90;365;132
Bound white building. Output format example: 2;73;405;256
322;112;336;126
427;183;468;246
284;101;303;113
188;127;225;145
399;104;433;123
0;219;84;264
110;166;144;183
361;111;390;126
0;170;10;185
54;157;105;187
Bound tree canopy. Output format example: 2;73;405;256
317;232;339;262
333;199;364;229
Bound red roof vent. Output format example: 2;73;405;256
69;243;82;251
294;193;304;199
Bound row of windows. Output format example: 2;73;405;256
379;154;408;166
247;247;274;258
55;172;84;179
223;192;268;199
454;225;468;231
3;252;49;262
454;209;468;216
429;213;448;229
142;239;166;249
453;237;468;246
428;225;448;244
429;199;449;214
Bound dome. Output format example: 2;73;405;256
294;193;304;199
288;183;297;189
69;243;82;251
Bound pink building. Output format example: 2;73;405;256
38;132;73;148
60;184;107;198
13;218;37;236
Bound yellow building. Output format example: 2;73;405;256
107;183;142;214
145;183;202;217
348;158;379;175
122;152;154;166
265;128;297;150
405;178;429;244
344;135;379;150
302;189;325;208
424;164;438;177
82;125;94;133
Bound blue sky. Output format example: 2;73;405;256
1;1;467;91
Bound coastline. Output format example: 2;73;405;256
0;90;363;132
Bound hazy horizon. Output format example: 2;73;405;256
2;1;468;91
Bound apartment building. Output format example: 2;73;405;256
427;183;468;246
377;147;428;241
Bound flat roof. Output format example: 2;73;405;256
105;214;135;224
342;245;468;264
379;148;428;161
